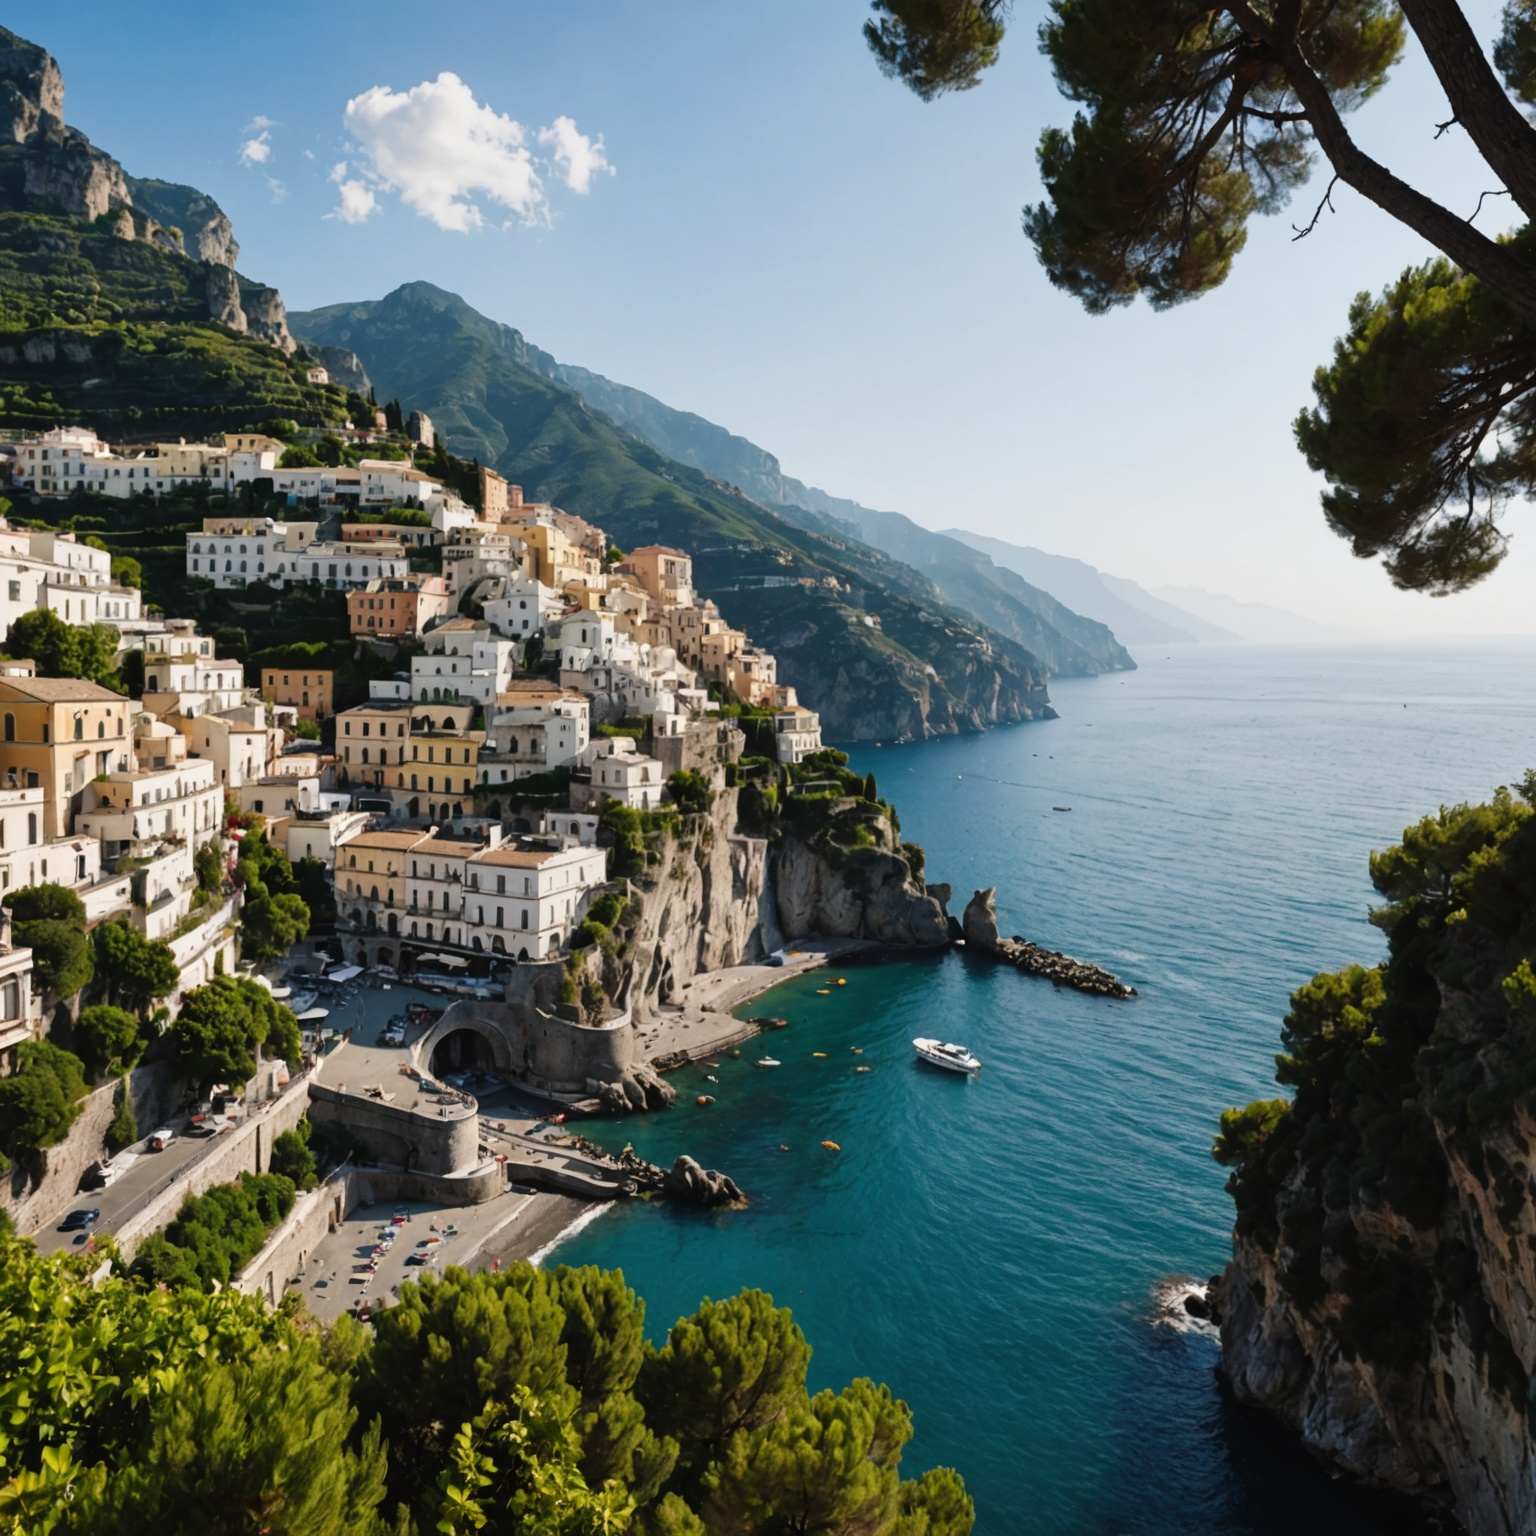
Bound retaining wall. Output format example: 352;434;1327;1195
235;1161;505;1303
3;1061;179;1235
113;1075;313;1261
306;1081;481;1177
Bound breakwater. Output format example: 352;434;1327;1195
960;887;1136;998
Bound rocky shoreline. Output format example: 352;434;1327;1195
959;888;1137;999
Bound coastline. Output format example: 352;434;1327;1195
638;939;883;1068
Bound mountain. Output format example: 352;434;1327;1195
535;360;1134;676
1150;585;1347;644
944;531;1234;645
290;282;1062;742
0;25;342;440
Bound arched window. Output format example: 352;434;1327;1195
3;714;12;743
73;713;83;741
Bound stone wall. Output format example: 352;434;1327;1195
113;1075;313;1261
306;1081;481;1177
234;1161;505;1303
2;1060;179;1234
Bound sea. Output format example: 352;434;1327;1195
554;641;1536;1535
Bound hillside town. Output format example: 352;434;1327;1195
0;420;823;1071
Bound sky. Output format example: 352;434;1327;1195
17;0;1536;636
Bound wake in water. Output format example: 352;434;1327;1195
1151;1275;1220;1340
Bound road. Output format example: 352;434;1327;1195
31;1130;222;1256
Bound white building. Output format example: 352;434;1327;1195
410;621;517;708
462;842;608;961
142;654;248;719
286;810;369;869
773;707;823;765
481;687;590;783
186;518;318;589
285;540;408;591
585;737;665;811
76;758;222;861
482;574;562;640
534;810;600;847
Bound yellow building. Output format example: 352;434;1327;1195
260;667;334;722
386;730;481;822
335;830;426;937
336;701;413;789
0;678;133;838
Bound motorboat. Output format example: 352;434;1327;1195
755;1057;782;1069
913;1038;981;1075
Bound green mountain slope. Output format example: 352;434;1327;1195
0;25;343;440
291;282;1064;742
545;359;1135;673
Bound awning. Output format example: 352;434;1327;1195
325;965;364;984
418;952;469;969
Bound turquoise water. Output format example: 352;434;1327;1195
557;642;1536;1534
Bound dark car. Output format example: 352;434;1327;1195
59;1208;100;1232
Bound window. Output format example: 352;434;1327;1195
2;714;11;743
26;813;36;844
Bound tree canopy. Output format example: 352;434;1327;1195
861;0;1536;595
168;976;302;1095
1;610;122;687
0;1040;87;1167
93;922;179;1018
6;886;93;999
0;1244;971;1536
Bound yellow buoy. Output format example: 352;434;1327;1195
836;978;847;986
821;1139;841;1152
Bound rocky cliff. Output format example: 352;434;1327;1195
0;24;296;352
586;774;947;1024
1209;780;1536;1536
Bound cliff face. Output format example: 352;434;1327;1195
1210;784;1536;1536
602;783;947;1023
0;24;297;353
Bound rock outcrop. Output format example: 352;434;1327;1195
1209;787;1536;1536
660;1154;745;1208
0;23;299;353
960;887;1135;998
0;25;62;144
588;1061;675;1114
774;820;949;947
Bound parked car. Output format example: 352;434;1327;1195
59;1208;100;1232
80;1159;116;1191
148;1127;176;1151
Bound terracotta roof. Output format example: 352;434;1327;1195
0;676;127;703
347;830;428;851
410;838;485;859
467;845;562;868
627;544;690;560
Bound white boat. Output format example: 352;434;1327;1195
755;1057;782;1068
913;1038;981;1074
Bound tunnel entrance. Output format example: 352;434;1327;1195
431;1027;496;1076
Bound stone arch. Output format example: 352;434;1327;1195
412;1007;516;1076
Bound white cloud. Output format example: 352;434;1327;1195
336;72;611;234
330;178;377;224
239;128;272;166
537;115;612;194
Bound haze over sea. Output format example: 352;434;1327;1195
556;641;1536;1535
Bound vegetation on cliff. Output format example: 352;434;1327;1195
0;1237;972;1535
1214;774;1536;1504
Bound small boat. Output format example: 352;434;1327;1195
755;1057;782;1069
815;988;831;996
849;1047;863;1055
705;1074;718;1084
696;1095;715;1107
821;1140;841;1152
854;1065;872;1074
812;1051;828;1058
913;1038;982;1075
1053;805;1072;813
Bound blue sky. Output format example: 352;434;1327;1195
20;1;1535;635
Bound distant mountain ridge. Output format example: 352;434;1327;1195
537;359;1136;674
290;282;1082;743
943;532;1236;645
